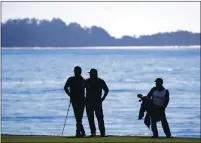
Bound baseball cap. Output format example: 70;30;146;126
88;68;98;74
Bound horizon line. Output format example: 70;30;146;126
2;45;200;50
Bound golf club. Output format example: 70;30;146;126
61;100;71;136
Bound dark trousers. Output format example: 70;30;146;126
151;106;171;137
71;99;85;135
86;101;105;135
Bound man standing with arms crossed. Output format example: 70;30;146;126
64;66;86;137
86;68;109;137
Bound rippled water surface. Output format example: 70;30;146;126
2;47;200;138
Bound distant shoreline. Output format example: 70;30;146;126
2;19;200;47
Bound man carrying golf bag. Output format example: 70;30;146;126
64;66;86;137
147;78;172;138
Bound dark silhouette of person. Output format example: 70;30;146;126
64;66;86;137
85;68;109;137
147;78;172;138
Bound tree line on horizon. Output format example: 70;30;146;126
1;18;200;47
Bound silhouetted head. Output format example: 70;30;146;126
88;68;98;79
154;78;163;88
74;66;82;76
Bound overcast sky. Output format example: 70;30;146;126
2;2;200;38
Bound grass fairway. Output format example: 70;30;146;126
1;134;200;143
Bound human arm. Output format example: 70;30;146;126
163;90;169;109
64;77;72;99
147;87;155;99
101;80;109;102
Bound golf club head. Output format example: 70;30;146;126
137;94;143;102
137;94;143;98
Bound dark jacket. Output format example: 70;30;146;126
64;76;86;101
86;77;109;102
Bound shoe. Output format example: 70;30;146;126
167;136;173;138
101;134;108;137
75;134;82;137
152;136;158;138
75;132;82;138
80;130;86;137
81;132;86;137
90;133;96;137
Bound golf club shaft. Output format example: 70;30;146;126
61;100;71;136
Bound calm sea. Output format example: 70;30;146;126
1;46;200;138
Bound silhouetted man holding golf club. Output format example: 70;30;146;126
64;66;86;137
86;68;109;137
147;78;172;138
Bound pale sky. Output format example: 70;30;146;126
2;2;200;38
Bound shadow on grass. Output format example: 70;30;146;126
65;135;109;139
136;136;168;139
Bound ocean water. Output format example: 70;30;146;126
1;46;200;138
